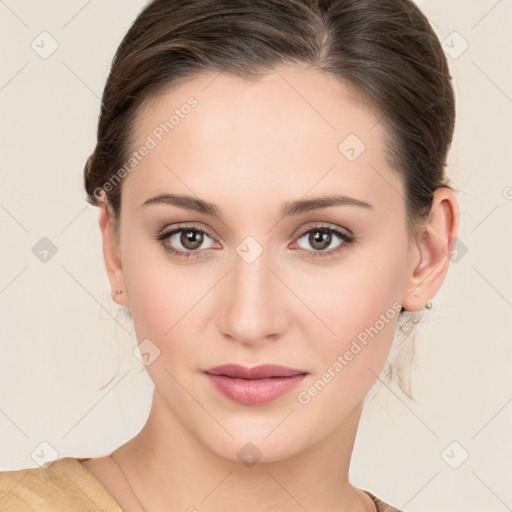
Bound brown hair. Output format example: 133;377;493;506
84;0;456;398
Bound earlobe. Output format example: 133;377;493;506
401;187;459;312
98;203;129;306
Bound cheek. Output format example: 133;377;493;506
293;280;403;425
127;275;205;369
122;242;215;381
293;241;408;394
121;235;198;336
295;241;406;340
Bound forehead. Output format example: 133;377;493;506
122;66;403;216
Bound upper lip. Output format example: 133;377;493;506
204;364;308;379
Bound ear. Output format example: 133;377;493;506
401;187;459;312
98;202;129;307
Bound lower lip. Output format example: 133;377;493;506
205;373;307;405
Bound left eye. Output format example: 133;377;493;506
294;226;354;256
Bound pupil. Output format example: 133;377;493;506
310;230;330;250
182;229;203;250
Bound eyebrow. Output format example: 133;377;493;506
140;193;373;218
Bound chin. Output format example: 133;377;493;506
194;420;314;466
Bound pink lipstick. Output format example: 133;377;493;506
204;364;307;405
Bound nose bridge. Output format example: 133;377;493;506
219;246;285;343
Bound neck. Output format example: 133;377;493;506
111;390;373;512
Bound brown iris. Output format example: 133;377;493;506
181;229;204;250
308;230;331;251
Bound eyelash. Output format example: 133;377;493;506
154;223;355;260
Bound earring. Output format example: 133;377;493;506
113;289;123;303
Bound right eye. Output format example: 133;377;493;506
155;225;218;259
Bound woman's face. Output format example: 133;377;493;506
112;65;416;461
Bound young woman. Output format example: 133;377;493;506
0;0;459;510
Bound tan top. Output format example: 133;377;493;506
0;457;404;511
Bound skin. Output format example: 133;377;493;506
81;64;459;512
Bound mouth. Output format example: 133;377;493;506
203;364;308;405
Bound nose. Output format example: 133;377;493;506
217;248;288;346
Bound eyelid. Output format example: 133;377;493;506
291;221;354;241
157;222;216;240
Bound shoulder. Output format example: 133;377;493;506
364;490;406;512
0;457;122;512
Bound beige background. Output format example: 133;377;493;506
1;1;511;510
